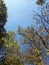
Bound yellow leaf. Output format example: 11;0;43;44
47;49;49;55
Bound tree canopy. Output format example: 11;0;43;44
0;32;24;65
0;0;49;65
18;2;49;65
36;0;46;5
0;0;7;62
0;0;7;48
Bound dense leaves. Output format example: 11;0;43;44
0;0;7;27
0;0;7;63
0;32;24;65
0;0;7;49
36;0;46;5
18;26;45;65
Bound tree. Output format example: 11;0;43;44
36;0;46;5
18;2;49;65
0;0;7;27
0;0;7;62
0;0;7;49
28;0;46;5
0;32;24;65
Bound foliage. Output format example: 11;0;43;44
0;0;7;49
0;1;7;63
0;0;7;62
0;32;24;65
28;0;46;5
18;2;49;65
36;0;46;5
18;26;45;65
0;0;49;65
0;0;7;27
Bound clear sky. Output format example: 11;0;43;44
4;0;38;53
4;0;38;32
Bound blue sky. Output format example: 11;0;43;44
4;0;40;51
4;0;38;32
4;0;38;52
